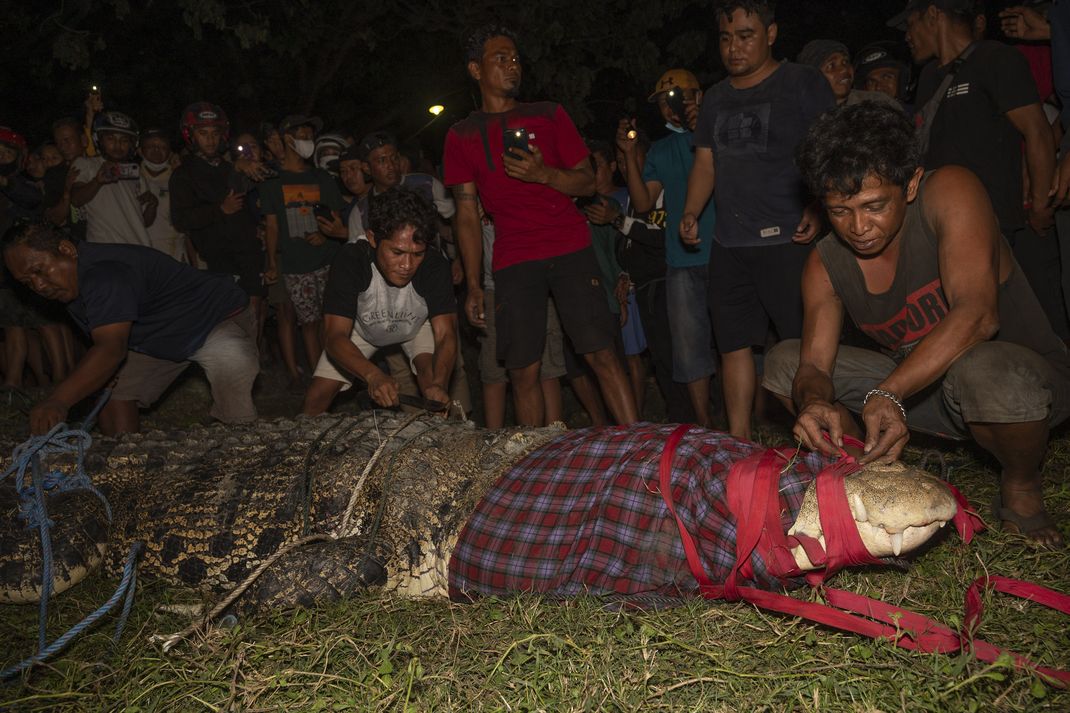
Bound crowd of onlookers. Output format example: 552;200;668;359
0;0;1067;447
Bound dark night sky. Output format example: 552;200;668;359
769;0;909;58
9;0;1005;155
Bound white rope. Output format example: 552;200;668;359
152;533;333;652
336;412;420;537
154;411;422;652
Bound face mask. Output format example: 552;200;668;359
664;121;687;134
291;138;315;159
142;159;170;172
0;162;17;177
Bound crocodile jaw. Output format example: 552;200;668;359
788;463;958;571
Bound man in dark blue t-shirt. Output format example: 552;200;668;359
4;222;259;435
682;0;834;441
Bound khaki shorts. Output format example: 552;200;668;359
110;307;259;423
313;320;436;391
763;339;1070;439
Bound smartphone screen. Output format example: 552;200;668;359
503;127;530;155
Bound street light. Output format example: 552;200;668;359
408;105;448;141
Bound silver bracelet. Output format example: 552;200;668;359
863;388;906;420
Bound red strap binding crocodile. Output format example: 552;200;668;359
658;424;1070;687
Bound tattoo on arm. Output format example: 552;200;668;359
452;186;477;202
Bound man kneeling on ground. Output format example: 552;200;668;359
4;222;259;435
302;188;457;414
764;102;1070;548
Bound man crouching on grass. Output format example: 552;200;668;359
4;221;258;436
763;102;1070;548
302;188;457;415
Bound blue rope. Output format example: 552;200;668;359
80;388;111;433
1;389;144;681
7;423;111;525
1;543;142;681
30;455;52;654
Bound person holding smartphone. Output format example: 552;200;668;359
69;110;158;248
443;24;637;427
259;115;347;374
618;68;717;429
170;102;268;313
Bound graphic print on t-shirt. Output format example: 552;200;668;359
713;103;771;157
282;184;321;239
353;266;429;347
858;278;949;360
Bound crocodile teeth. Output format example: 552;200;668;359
889;532;903;557
851;493;868;523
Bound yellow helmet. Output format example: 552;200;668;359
647;69;700;102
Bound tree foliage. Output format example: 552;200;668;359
5;0;906;154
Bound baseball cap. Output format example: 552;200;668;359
338;144;364;163
94;111;139;138
887;0;977;30
140;127;171;143
797;40;850;69
647;69;700;102
279;114;324;135
855;44;903;73
356;130;398;160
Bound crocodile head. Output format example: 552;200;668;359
788;462;959;570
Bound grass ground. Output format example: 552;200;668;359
1;361;1069;711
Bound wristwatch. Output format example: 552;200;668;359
611;214;625;231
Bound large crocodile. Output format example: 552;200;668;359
0;413;960;612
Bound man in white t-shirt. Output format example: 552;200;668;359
301;188;458;415
69;111;157;246
138;128;186;261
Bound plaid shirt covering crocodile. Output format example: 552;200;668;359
448;423;838;601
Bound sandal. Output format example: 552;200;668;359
991;493;1065;549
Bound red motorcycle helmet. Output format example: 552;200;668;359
0;126;27;173
0;126;28;153
180;102;230;147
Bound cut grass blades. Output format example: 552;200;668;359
1;423;1069;709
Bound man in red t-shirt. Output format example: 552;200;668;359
444;24;637;427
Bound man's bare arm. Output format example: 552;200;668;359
615;119;662;212
69;172;108;208
415;312;458;405
878;167;1001;401
323;314;398;407
451;182;486;327
791;249;848;456
502;151;595;197
264;214;280;284
627;172;662;215
31;321;130;434
680;147;716;244
1007;102;1057;232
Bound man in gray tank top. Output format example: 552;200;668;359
763;102;1070;548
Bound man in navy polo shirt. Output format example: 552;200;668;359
4;221;259;435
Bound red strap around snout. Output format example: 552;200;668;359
657;428;1070;687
